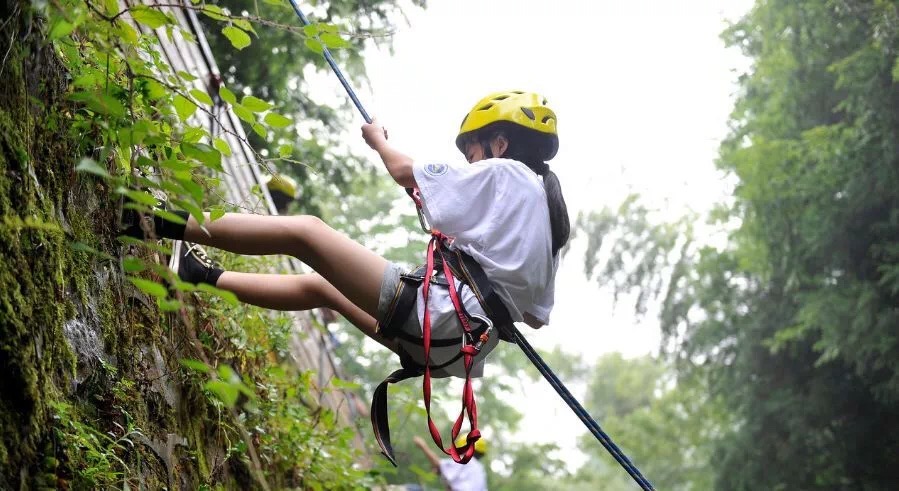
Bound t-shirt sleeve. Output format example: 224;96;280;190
412;160;501;242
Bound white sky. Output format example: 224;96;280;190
314;0;754;474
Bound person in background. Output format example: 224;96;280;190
413;435;488;491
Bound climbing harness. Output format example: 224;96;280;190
284;3;655;489
371;198;507;465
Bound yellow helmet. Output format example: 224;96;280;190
264;174;298;198
455;91;559;160
454;435;487;455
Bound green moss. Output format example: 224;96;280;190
2;3;372;490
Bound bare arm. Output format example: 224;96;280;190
413;436;443;471
361;120;416;188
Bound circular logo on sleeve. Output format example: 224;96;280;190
424;163;448;176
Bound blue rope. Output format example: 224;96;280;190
286;0;372;124
504;325;656;490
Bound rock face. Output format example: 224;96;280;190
0;3;370;489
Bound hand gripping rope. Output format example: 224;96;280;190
285;3;655;488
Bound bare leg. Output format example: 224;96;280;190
184;213;387;320
216;271;398;353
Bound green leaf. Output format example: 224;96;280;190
116;23;139;44
241;96;272;112
264;112;292;128
123;257;146;273
173;95;196;121
170;277;198;292
197;283;239;306
180;29;197;44
302;24;319;37
218;364;238;381
170;198;204;226
180;359;211;374
210;206;226;221
181;142;223;171
102;0;119;16
127;277;168;299
176;178;205;204
190;89;214;106
154;208;188;225
221;26;251;50
213;137;232;157
304;38;324;54
120;189;160;207
231;103;255;123
69;91;125;118
278;144;293;158
205;380;239;407
233;19;256;35
219;86;236;105
117;235;173;255
329;377;361;390
75;158;111;179
251;123;268;139
131;7;171;29
182;125;208;143
320;32;350;49
892;56;899;82
48;19;74;41
159;159;193;172
157;298;183;312
201;5;229;21
177;70;198;82
70;242;115;261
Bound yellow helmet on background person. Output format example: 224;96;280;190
263;173;299;214
454;434;487;456
264;173;298;198
455;91;559;161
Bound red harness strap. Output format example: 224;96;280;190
410;187;485;464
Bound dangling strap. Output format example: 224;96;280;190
420;232;483;464
371;350;423;466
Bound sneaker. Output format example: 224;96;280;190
178;242;224;286
120;191;167;240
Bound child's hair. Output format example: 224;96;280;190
474;122;570;256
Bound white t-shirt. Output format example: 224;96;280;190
397;158;558;378
438;457;488;491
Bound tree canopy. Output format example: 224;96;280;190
578;1;899;488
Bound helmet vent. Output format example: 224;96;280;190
478;103;494;111
493;95;509;101
520;107;536;120
541;116;554;124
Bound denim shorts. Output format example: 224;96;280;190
376;262;407;325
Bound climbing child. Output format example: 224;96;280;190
128;90;568;462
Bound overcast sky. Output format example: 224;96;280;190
314;0;755;471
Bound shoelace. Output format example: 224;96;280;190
185;243;215;268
